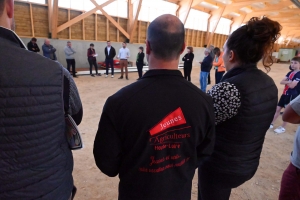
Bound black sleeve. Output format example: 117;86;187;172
93;99;122;177
182;54;187;61
196;96;215;162
27;42;33;51
190;53;194;62
104;48;107;57
141;52;145;61
112;47;116;58
36;44;40;52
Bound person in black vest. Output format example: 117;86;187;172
198;17;281;200
136;46;144;80
104;41;116;78
27;37;40;53
182;46;194;81
87;43;101;77
94;14;215;200
0;1;83;199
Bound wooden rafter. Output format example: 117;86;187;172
177;0;198;25
128;0;143;41
207;6;226;46
57;0;115;34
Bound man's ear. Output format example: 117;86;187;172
146;40;151;55
180;43;186;55
6;0;14;19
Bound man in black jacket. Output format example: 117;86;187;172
27;37;40;53
94;14;215;200
0;1;82;199
104;41;116;78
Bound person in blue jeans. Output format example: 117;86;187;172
199;48;213;92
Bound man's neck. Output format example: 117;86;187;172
148;57;179;70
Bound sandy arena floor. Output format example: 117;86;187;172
72;62;295;200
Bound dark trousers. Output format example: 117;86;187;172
198;162;254;200
105;58;114;75
279;163;300;200
215;70;225;84
88;58;98;75
207;73;211;84
136;62;143;78
183;64;192;82
66;59;76;77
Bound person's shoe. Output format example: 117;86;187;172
73;75;78;78
97;73;101;76
274;126;286;134
270;124;274;129
105;75;108;78
91;74;95;77
126;77;129;80
118;76;123;79
111;75;114;78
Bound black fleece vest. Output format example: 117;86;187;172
0;28;73;200
211;64;278;175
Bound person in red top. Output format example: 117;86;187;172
270;56;300;134
87;43;101;77
213;47;225;84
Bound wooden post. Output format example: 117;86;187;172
106;18;110;41
117;17;120;42
51;0;59;38
95;13;97;40
138;21;141;43
29;3;35;37
200;31;204;47
68;9;71;39
82;17;85;40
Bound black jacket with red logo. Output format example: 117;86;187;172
93;69;215;200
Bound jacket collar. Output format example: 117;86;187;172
221;64;257;82
0;26;27;49
142;69;183;79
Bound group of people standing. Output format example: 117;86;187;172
2;0;297;198
181;44;226;92
27;38;145;80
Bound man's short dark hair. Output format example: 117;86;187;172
0;0;5;16
107;41;110;43
31;37;37;42
147;15;185;61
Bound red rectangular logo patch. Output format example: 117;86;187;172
149;107;186;136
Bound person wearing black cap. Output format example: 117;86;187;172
87;43;101;77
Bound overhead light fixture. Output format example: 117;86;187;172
269;0;280;4
199;1;219;9
251;2;266;9
228;12;241;17
268;12;279;16
240;7;253;13
214;0;232;5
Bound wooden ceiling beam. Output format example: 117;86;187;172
176;0;196;25
128;0;143;41
230;13;246;33
90;0;130;39
51;0;58;38
206;5;226;46
57;0;115;33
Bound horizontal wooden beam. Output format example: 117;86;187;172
57;0;115;33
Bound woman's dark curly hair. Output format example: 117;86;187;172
226;17;282;72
